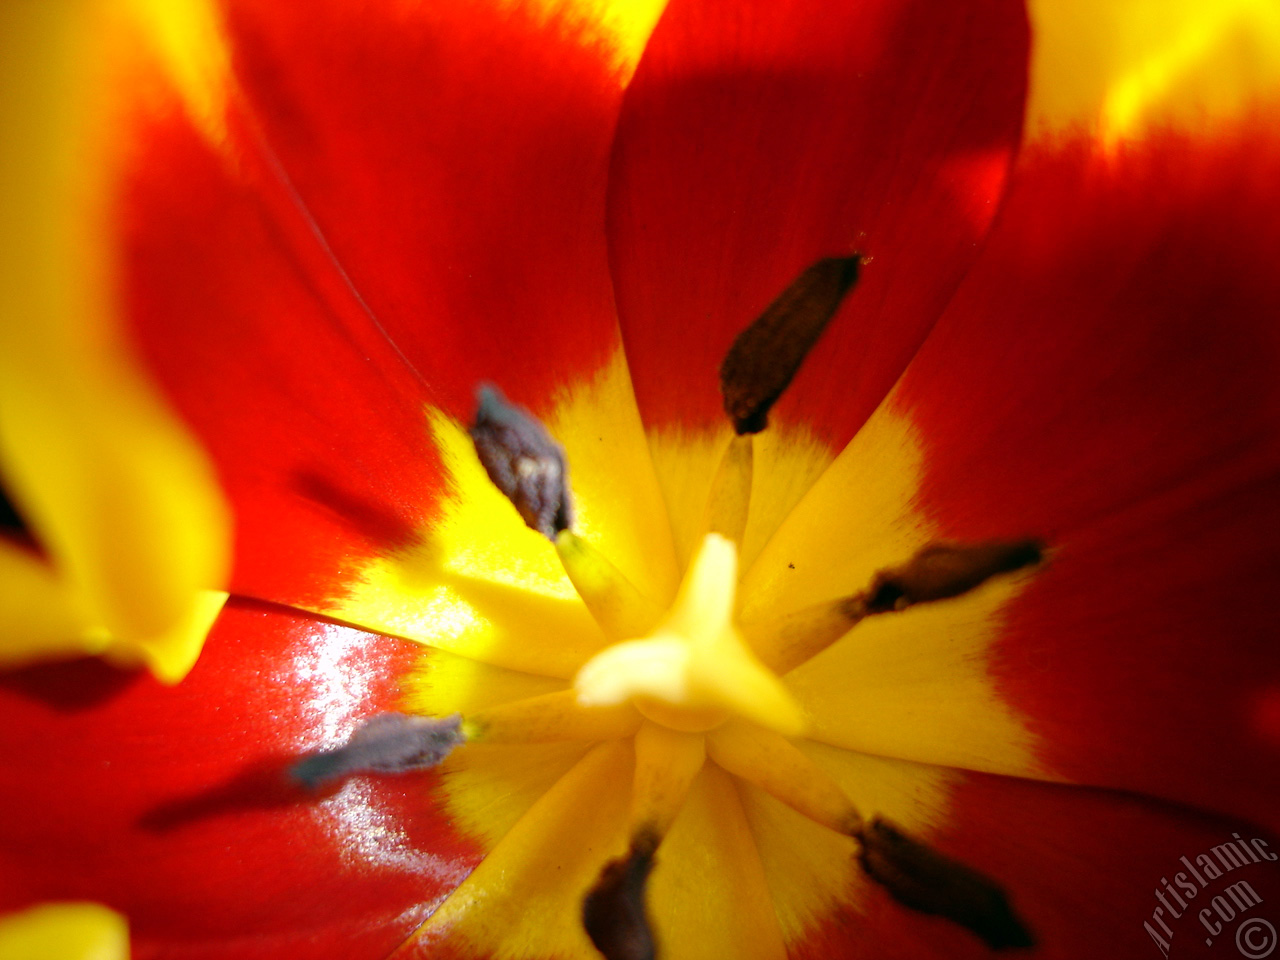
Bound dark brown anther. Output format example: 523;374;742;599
290;712;465;789
469;385;573;539
0;488;25;536
583;833;659;960
0;485;34;549
864;540;1043;614
719;256;860;434
858;817;1035;951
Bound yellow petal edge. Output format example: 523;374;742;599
0;0;230;681
1027;0;1280;146
0;903;129;960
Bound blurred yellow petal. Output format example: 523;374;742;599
94;589;229;684
1026;0;1280;146
121;0;230;146
0;543;100;662
492;0;667;82
0;903;128;960
0;539;227;683
0;0;230;680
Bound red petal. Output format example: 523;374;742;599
608;0;1028;444
125;105;443;610
794;770;1280;959
217;0;632;413
895;126;1280;826
0;602;478;959
127;0;647;609
999;457;1280;832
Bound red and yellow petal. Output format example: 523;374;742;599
120;0;674;617
724;0;1280;850
0;600;476;960
0;0;231;681
11;1;1280;959
122;92;446;611
213;0;663;417
874;122;1280;828
1025;0;1280;147
791;767;1280;960
608;0;1029;447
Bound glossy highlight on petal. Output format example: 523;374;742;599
0;601;472;959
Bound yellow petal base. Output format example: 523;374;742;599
0;903;128;960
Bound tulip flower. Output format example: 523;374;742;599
2;0;1279;959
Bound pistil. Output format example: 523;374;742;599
573;533;805;738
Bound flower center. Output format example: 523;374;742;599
572;532;804;736
300;258;1045;959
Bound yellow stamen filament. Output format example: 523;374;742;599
629;721;707;841
556;530;663;640
743;594;866;675
706;720;863;836
401;741;634;958
575;533;806;737
464;689;643;744
703;433;754;544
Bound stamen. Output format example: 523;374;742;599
574;534;805;737
745;539;1044;673
857;817;1035;950
469;385;572;539
702;434;753;544
556;530;663;640
464;689;643;744
583;833;658;960
0;485;27;538
706;720;861;835
628;722;706;840
864;540;1043;613
290;712;464;789
719;256;860;434
0;483;37;552
583;725;704;960
745;594;867;675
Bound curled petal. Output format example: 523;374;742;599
0;0;230;680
